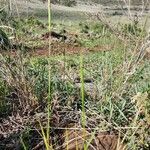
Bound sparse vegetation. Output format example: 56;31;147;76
0;0;150;150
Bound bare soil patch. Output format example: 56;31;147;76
31;43;112;57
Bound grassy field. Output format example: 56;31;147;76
0;0;150;150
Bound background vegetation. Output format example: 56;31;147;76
0;0;150;149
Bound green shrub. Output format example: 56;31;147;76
0;9;8;22
28;58;78;105
0;28;11;50
122;23;143;36
62;0;77;7
11;17;45;30
79;22;90;33
92;23;107;34
28;58;49;102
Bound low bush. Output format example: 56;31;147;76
0;9;8;23
121;23;143;36
0;28;11;50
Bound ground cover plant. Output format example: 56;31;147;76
0;0;150;150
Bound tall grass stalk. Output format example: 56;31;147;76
20;136;27;150
80;51;86;127
39;120;52;150
79;50;87;149
47;0;52;147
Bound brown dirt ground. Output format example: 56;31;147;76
30;42;113;57
2;43;112;57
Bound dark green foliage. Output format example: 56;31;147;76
28;58;78;106
79;22;109;36
122;23;143;36
19;129;42;150
79;22;90;33
28;59;49;102
0;9;8;22
11;17;45;31
0;80;10;117
62;0;77;7
92;23;108;34
112;11;123;16
99;98;135;126
0;28;11;50
51;0;77;7
25;17;45;28
129;62;150;94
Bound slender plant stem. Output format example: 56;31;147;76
80;52;85;127
79;50;87;149
47;0;52;146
